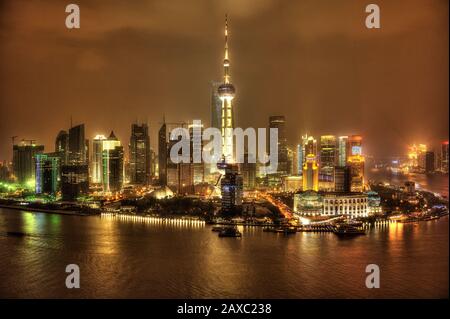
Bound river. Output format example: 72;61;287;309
0;208;448;298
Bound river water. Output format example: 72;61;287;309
0;207;448;298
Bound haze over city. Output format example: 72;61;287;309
0;0;448;160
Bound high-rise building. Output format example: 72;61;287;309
296;144;303;175
348;154;365;192
61;164;89;201
158;121;168;186
338;136;348;166
319;135;337;177
13;142;44;185
129;123;151;185
219;162;243;213
304;135;318;158
35;153;60;195
441;141;449;173
241;153;256;190
102;131;124;193
347;135;363;160
68;124;86;164
425;151;435;174
334;166;351;193
269;116;288;177
302;154;319;192
55;130;69;165
92;135;106;184
217;15;236;162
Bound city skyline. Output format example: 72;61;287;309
0;0;448;161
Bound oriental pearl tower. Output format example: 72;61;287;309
218;14;236;163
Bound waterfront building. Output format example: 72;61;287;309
219;162;243;213
13;141;44;185
35;153;60;195
91;135;106;184
425;151;435;174
347;154;365;192
334;165;351;193
61;164;89;201
68;124;87;164
293;191;369;218
441;141;448;173
55;130;69;165
217;15;236;162
338;136;348;166
302;154;319;191
319;135;337;177
129;123;151;185
367;191;382;215
102;131;124;193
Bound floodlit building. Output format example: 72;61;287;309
319;135;337;177
302;154;319;191
102;131;124;193
347;154;365;192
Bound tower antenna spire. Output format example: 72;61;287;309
223;13;230;84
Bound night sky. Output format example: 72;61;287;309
0;0;448;160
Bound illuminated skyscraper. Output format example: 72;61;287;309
347;135;363;161
269;116;288;177
319;135;337;177
35;153;60;195
302;154;319;192
102;131;123;193
92;135;106;184
219;162;243;213
347;154;365;192
217;15;236;163
129;123;151;185
338;136;348;166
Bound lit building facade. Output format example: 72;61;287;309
92;135;106;184
302;154;319;191
338;136;348;166
348;155;365;192
219;162;243;213
293;191;370;218
319;135;337;177
35;153;60;195
102;131;124;193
